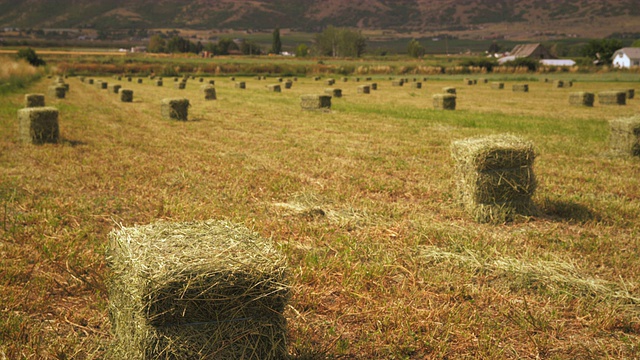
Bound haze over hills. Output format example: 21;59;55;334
0;0;638;38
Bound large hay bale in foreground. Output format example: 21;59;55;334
433;94;456;110
443;87;456;94
609;116;640;156
451;135;537;223
161;98;190;121
569;92;594;107
25;94;45;108
357;85;370;94
119;89;133;103
48;85;66;99
107;220;290;360
267;84;281;92
491;82;504;90
17;107;59;144
599;91;626;105
512;84;529;92
301;94;331;111
201;85;216;100
325;88;342;98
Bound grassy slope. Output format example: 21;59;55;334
1;72;639;358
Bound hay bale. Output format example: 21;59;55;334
443;87;456;94
357;85;370;94
301;94;331;111
25;94;45;108
201;85;216;100
512;84;529;92
175;82;186;90
109;84;122;94
208;80;215;85
230;77;236;81
235;82;246;89
609;116;640;156
479;78;488;84
325;79;335;86
341;77;348;82
553;80;564;88
370;83;378;90
599;91;626;105
119;89;133;103
314;76;321;81
464;79;473;85
277;77;283;82
412;82;422;89
137;78;143;84
324;88;342;98
161;98;190;121
569;92;594;107
48;85;66;99
79;76;85;83
17;107;59;144
491;82;504;90
155;80;163;87
107;220;290;360
62;83;70;92
626;89;635;99
433;94;456;110
174;77;179;82
267;84;281;92
97;81;108;90
392;80;404;87
284;80;293;89
451;135;537;223
199;77;204;82
127;77;132;82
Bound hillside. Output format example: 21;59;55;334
0;0;638;38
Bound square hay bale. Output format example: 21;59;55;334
137;78;143;84
201;85;217;100
48;85;66;99
357;85;371;94
301;94;332;111
491;82;504;90
25;94;45;108
609;116;640;156
552;80;564;88
119;89;133;103
230;77;236;81
370;83;378;90
267;84;281;92
107;220;290;360
569;92;594;107
79;76;85;83
293;77;298;81
277;77;283;82
161;98;190;121
341;77;348;82
284;81;293;89
325;79;335;86
392;80;404;87
365;77;372;81
512;84;529;92
109;84;122;94
175;82;186;90
127;77;132;82
314;76;321;81
626;89;635;99
412;82;422;89
96;81;108;89
17;107;59;144
62;83;70;92
199;77;203;82
599;91;626;105
87;79;94;85
463;79;473;85
442;87;456;94
235;82;246;89
174;77;179;82
433;94;456;110
451;134;537;223
116;76;122;81
324;88;342;98
479;78;488;84
155;80;163;87
255;76;262;80
208;80;215;85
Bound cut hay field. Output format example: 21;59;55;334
1;73;639;358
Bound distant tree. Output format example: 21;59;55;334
581;38;623;63
16;47;45;66
215;38;238;55
295;43;309;57
271;27;282;54
407;38;425;58
487;41;502;54
148;34;166;53
632;39;640;47
241;39;262;55
314;26;366;58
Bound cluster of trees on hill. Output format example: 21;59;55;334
147;34;262;55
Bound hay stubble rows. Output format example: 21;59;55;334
1;73;640;358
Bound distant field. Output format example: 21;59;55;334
1;71;639;358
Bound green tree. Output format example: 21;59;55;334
407;38;425;58
581;38;623;63
215;38;237;55
631;39;640;47
241;39;262;55
314;26;366;58
487;41;502;54
148;34;166;53
295;43;309;57
16;47;45;66
271;27;282;54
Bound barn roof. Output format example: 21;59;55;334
612;47;640;60
510;43;542;58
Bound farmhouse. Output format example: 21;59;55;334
499;43;556;64
612;47;640;68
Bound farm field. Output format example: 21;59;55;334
1;70;640;358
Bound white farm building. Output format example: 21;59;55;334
612;47;640;68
